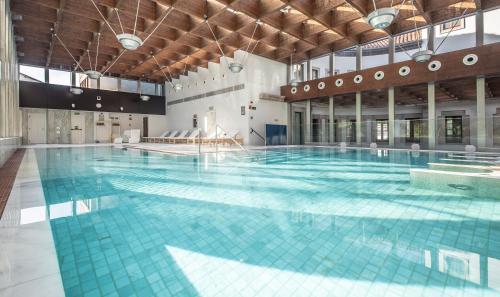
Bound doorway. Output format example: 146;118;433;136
143;117;148;138
28;113;46;144
293;111;304;145
71;112;85;144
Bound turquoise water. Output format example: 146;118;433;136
34;147;500;297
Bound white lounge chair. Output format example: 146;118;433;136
144;130;170;143
169;130;190;143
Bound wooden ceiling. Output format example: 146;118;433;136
11;0;499;82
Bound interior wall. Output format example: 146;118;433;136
165;50;288;145
20;108;167;144
0;0;21;138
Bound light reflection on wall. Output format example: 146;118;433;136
18;198;101;225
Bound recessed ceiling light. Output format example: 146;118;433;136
227;8;239;14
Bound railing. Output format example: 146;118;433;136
250;128;266;146
216;125;247;152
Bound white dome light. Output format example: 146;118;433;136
85;70;102;80
367;7;398;29
229;62;244;73
96;102;102;109
69;87;83;95
289;79;300;87
116;33;143;50
412;50;433;62
174;83;183;91
140;95;150;101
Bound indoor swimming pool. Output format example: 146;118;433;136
33;147;500;297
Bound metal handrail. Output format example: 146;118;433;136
250;128;266;146
216;125;247;152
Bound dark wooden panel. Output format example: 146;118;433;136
281;43;500;102
19;81;166;115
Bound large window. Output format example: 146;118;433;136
445;116;463;143
394;28;429;63
291;62;307;82
376;119;389;141
310;54;330;79
49;69;71;86
76;73;90;88
484;8;500;45
405;118;423;143
121;79;138;93
334;47;356;75
100;76;118;91
362;38;388;69
140;82;156;95
20;65;45;83
434;15;476;54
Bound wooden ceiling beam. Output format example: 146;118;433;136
46;0;67;67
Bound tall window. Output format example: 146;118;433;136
394;28;429;63
347;119;356;143
405;118;422;143
140;82;156;95
121;79;138;93
310;54;330;79
76;73;90;88
49;69;71;86
334;47;356;74
362;38;389;69
445;116;463;143
434;15;476;54
484;8;500;45
376;119;389;141
20;65;45;83
100;76;118;91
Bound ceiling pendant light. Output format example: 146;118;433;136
411;49;433;62
85;70;102;79
89;0;173;51
227;20;262;73
140;94;150;101
366;0;399;29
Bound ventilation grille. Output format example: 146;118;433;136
169;84;245;106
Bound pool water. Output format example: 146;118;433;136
34;147;500;297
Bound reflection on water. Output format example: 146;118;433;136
31;146;500;296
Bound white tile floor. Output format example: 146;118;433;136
0;149;64;297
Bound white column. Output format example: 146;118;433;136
329;96;335;143
428;82;436;149
476;10;484;46
305;100;311;144
477;77;486;148
388;87;395;147
356;92;362;145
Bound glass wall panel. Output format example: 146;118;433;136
291;62;307;82
484;8;500;45
361;38;388;69
121;79;138;93
310;54;330;79
48;69;71;86
434;15;476;54
140;82;156;95
291;102;306;145
394;28;429;63
100;76;118;91
76;73;90;88
333;47;356;74
20;65;45;83
311;98;330;144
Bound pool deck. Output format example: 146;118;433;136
0;149;64;297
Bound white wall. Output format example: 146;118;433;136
165;50;288;145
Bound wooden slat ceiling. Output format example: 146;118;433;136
10;0;496;82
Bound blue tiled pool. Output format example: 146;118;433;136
35;147;500;297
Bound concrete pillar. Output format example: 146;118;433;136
306;59;311;81
428;82;436;149
388;87;395;147
476;10;484;46
329;96;335;143
356;92;362;145
477;76;486;148
427;26;435;52
305;100;311;144
329;53;334;76
71;71;76;87
321;119;327;143
388;36;395;64
286;64;291;83
356;46;362;71
287;103;293;145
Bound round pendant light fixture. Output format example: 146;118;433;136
117;33;143;50
85;70;102;80
411;49;433;63
174;83;183;91
140;95;150;101
367;7;398;29
228;62;244;73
